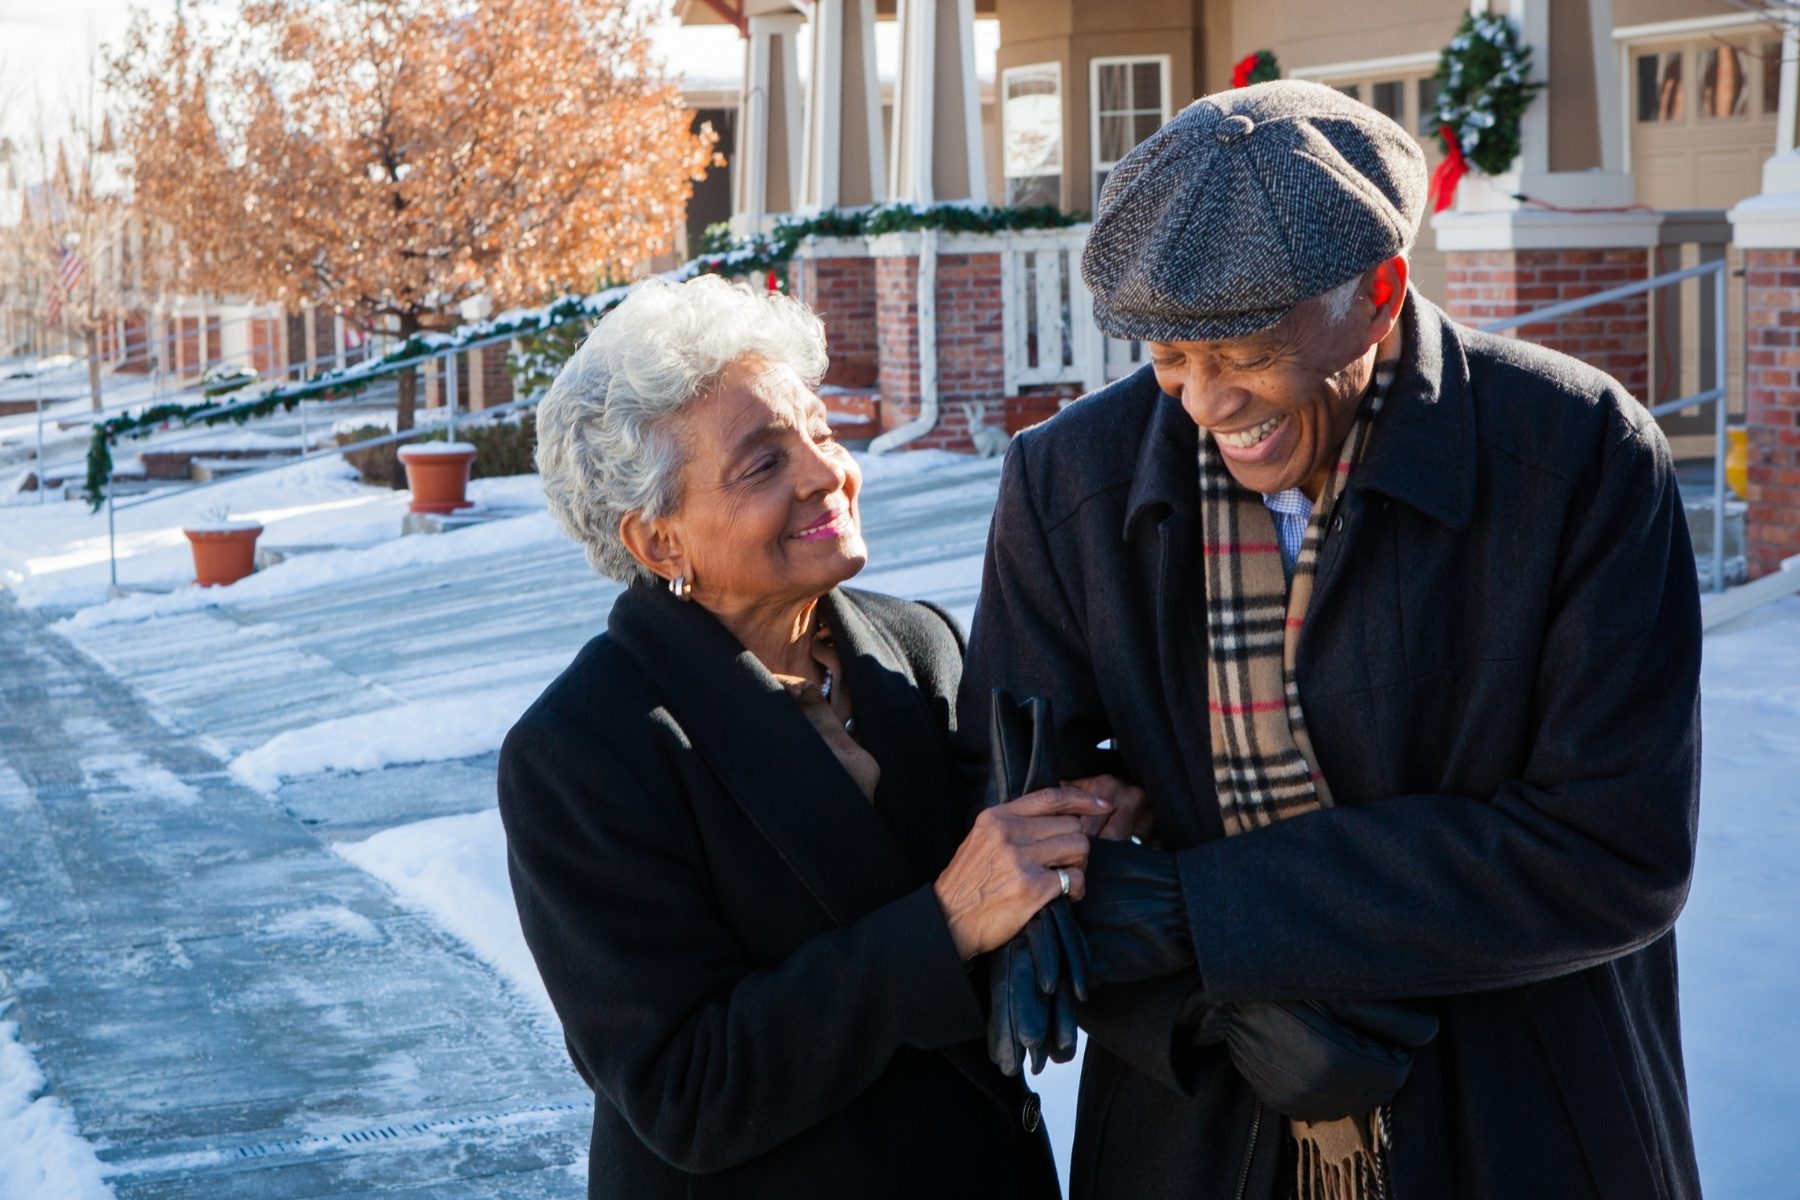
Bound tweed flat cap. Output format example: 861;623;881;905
1082;79;1427;343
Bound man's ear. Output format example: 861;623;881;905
1367;256;1408;338
619;510;684;584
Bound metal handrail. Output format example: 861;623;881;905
1478;258;1723;334
1480;257;1730;592
109;389;541;514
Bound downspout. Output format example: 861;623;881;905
869;228;939;454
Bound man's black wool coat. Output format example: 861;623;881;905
958;292;1703;1200
500;584;1059;1200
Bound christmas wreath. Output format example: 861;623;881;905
1425;13;1544;212
1232;50;1280;89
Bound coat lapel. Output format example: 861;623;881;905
1123;387;1225;849
607;585;919;928
825;592;969;882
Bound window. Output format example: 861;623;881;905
1371;80;1405;121
1308;70;1440;149
1632;36;1785;127
1761;39;1783;119
1003;63;1063;209
1701;44;1749;119
1091;56;1170;208
1637;50;1685;122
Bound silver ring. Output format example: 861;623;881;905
1056;868;1071;897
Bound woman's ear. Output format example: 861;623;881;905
620;511;684;584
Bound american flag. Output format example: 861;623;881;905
46;244;88;323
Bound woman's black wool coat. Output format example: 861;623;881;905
498;583;1059;1200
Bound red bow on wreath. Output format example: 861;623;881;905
1429;125;1468;214
1232;53;1261;89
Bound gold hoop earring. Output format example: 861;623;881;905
669;575;691;602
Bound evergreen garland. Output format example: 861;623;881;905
85;202;1082;509
1427;13;1544;177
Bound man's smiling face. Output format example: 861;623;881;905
1147;261;1406;500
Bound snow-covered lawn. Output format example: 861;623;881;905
0;458;547;612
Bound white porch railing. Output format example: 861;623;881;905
998;225;1144;396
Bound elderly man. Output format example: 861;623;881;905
960;81;1701;1199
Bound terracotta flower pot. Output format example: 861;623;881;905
399;442;477;514
183;522;263;587
1725;427;1748;502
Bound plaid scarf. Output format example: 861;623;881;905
1199;361;1395;1200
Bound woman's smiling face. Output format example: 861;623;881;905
654;356;867;610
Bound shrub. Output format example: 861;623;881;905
337;424;400;487
463;414;537;479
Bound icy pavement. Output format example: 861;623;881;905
0;600;592;1197
4;445;1797;1195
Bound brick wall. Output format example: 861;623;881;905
793;255;879;388
873;249;1007;453
1743;249;1800;577
1442;248;1650;399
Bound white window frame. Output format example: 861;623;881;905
1090;54;1172;210
1002;60;1065;207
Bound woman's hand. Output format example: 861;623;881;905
934;787;1108;961
1070;774;1155;842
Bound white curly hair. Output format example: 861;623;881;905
534;274;830;585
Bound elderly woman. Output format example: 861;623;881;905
499;275;1116;1199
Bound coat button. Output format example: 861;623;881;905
1332;513;1345;532
1021;1091;1042;1133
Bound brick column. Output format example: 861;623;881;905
1435;212;1660;401
791;237;879;388
870;232;1005;453
119;311;149;372
468;341;514;411
1731;153;1800;579
1741;251;1800;576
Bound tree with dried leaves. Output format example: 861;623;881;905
112;0;717;430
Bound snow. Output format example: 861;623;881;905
333;810;553;1019
229;683;547;793
180;520;264;535
1;461;549;614
0;1008;115;1200
1672;596;1800;1198
398;442;476;457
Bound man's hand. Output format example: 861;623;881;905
1069;773;1155;843
1072;837;1195;983
1195;999;1440;1121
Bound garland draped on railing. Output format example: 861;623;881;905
83;202;1081;508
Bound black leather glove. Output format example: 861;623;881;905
985;690;1090;1077
1073;837;1195;985
1195;998;1440;1121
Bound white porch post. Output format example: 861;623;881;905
889;0;988;206
732;12;806;233
802;0;885;211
